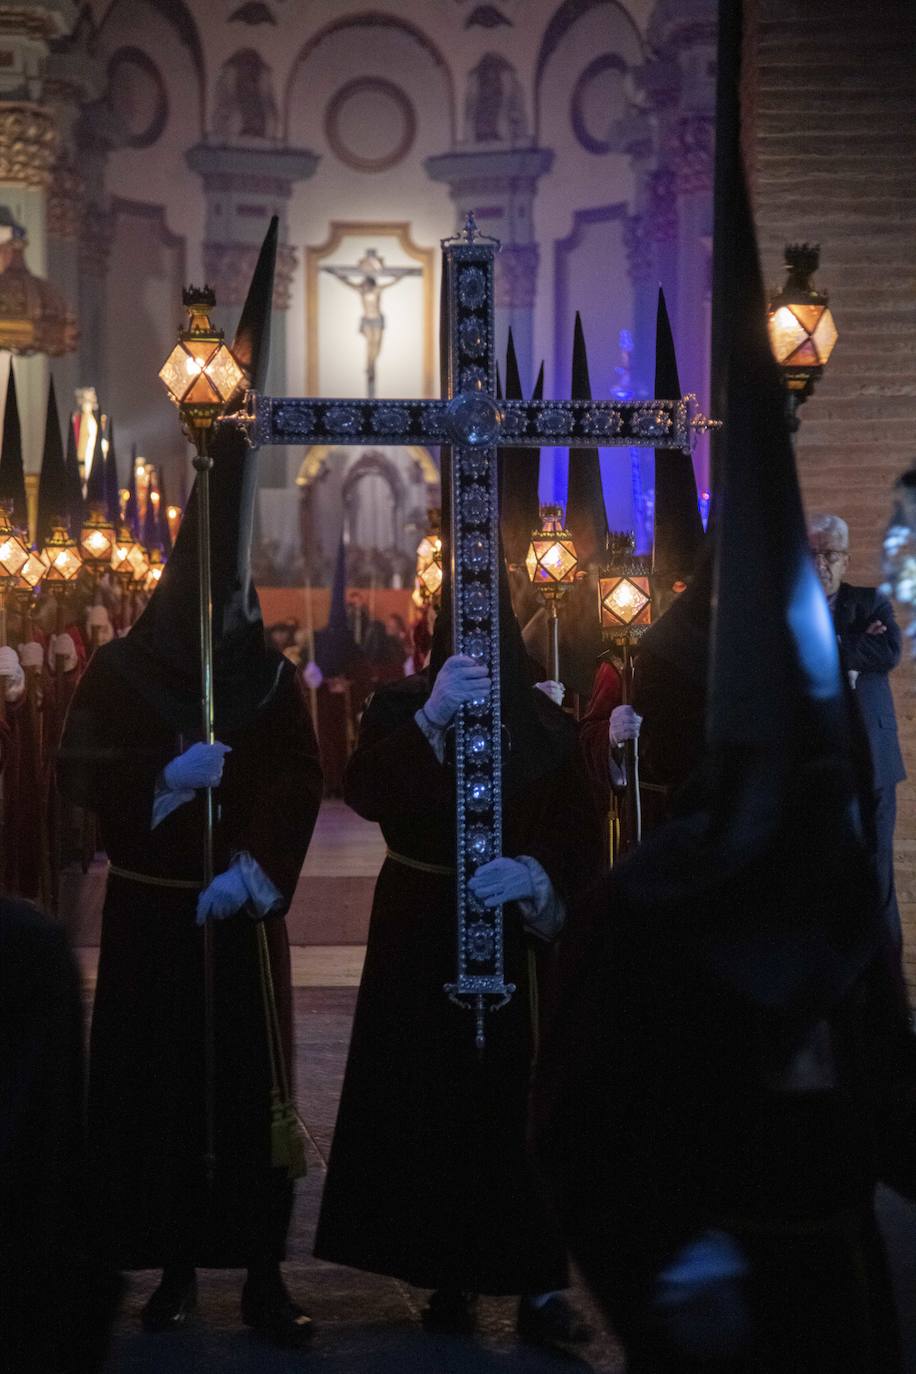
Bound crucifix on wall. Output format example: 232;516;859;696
245;213;715;1046
321;249;421;399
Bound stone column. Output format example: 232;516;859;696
424;147;554;391
185;143;318;486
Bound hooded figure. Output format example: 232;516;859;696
536;82;916;1374
309;537;370;796
0;364;28;533
57;217;323;1348
64;405;84;542
36;378;69;552
103;419;121;530
314;526;602;1343
652;286;704;607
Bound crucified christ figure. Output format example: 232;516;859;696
322;249;422;398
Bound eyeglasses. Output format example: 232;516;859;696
809;548;847;566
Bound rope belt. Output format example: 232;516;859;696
385;848;455;876
108;864;203;891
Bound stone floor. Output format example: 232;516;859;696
96;984;627;1374
81;800;916;1372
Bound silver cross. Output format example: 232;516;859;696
241;212;715;1048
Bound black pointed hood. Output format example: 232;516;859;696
104;418;121;525
652;288;704;590
125;445;139;537
158;468;173;555
565;313;606;567
102;217;284;734
707;174;844;753
64;414;84;538
0;364;28;531
36;379;69;548
313;537;358;677
498;330;541;567
85;418;107;507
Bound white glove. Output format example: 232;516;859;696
49;633;77;672
163;741;231;791
0;645;24;702
848;669;859;690
303;660;323;690
18;641;43;671
425;654;491;728
468;856;535;909
196;865;249;925
609;704;642;747
535;679;565;706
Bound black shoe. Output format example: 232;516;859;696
140;1268;197;1332
517;1294;592;1348
421;1289;478;1334
241;1275;314;1348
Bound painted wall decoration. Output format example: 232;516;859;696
324;78;417;174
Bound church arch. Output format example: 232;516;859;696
282;11;456;146
98;0;206;134
533;0;643;138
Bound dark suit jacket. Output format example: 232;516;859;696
833;583;906;790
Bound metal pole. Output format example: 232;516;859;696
619;638;642;850
546;598;560;682
194;426;217;1182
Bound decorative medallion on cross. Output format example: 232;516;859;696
239;212;716;1047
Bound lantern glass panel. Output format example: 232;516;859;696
18;549;47;589
0;525;29;579
811;307;838;364
528;535;577;585
420;561;443;597
159;344;192;404
205;343;245;402
600;574;651;627
182;369;222;407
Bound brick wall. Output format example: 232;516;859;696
747;0;916;994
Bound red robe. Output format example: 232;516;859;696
57;649;322;1269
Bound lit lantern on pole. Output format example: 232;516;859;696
0;504;29;661
111;522;148;629
767;243;838;431
80;503;117;579
144;542;165;593
598;531;653;639
597;530;654;850
525;504;578;681
412;509;443;608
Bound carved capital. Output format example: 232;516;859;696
666;114;715;196
493;242;538;309
47;157;84;239
78;203;114;277
203;239;297;311
0;102;57;186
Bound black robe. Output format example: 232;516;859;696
314;675;602;1295
57;648;322;1270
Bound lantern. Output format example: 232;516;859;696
525;505;579;682
40;519;82;588
80;503;117;575
0;504;29;586
159;287;246;433
111;523;148;582
598;531;653;638
525;505;579;598
413;510;443;608
144;543;165;593
767;244;838;426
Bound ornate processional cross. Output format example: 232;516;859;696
241;214;713;1048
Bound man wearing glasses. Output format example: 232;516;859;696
808;513;906;952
